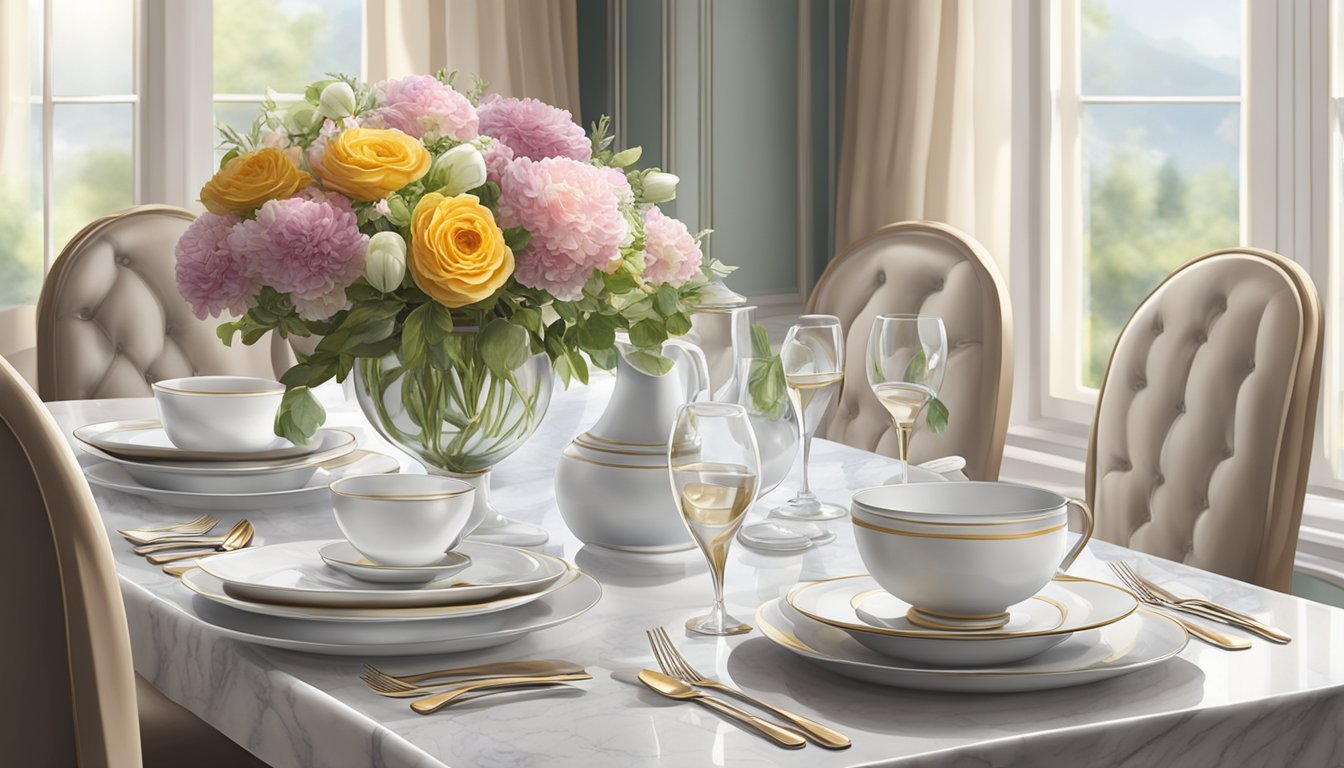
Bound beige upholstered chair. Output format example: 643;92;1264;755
0;354;266;767
1086;248;1323;591
36;205;294;401
807;221;1013;481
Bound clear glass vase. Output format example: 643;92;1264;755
353;347;554;545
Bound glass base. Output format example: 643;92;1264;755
686;610;753;636
469;515;550;547
770;496;848;521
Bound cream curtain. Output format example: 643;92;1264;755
834;0;1011;268
364;0;582;119
0;0;27;183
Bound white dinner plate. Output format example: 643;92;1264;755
787;574;1138;667
756;598;1187;693
74;419;335;462
181;566;576;622
319;541;472;584
78;429;358;493
83;452;398;512
200;540;569;608
183;569;602;656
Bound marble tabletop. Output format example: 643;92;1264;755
49;375;1344;768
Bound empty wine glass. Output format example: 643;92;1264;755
771;315;846;521
866;314;947;484
668;402;761;636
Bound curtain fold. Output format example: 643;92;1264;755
834;0;1011;268
364;0;581;120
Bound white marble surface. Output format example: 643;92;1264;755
49;375;1344;768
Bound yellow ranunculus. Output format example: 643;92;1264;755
314;127;430;201
199;147;311;215
409;193;514;308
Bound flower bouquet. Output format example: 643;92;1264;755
175;72;728;534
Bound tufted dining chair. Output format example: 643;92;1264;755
0;353;267;767
1086;248;1323;592
806;221;1012;481
36;205;294;401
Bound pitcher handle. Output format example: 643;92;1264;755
661;338;710;403
1058;497;1095;573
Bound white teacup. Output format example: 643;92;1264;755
851;481;1093;630
329;474;475;567
153;376;286;453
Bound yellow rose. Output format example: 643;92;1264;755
409;193;514;308
314;127;430;201
199;147;311;215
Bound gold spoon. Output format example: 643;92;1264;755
146;520;254;565
637;670;806;749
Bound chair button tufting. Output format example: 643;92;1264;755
876;271;887;285
1153;323;1164;335
144;373;154;384
1195;332;1208;344
1133;377;1147;391
1200;496;1210;509
77;308;92;320
933;278;946;290
1176;401;1186;414
1223;447;1235;459
116;255;130;266
114;344;123;354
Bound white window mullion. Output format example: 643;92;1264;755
140;0;212;210
40;0;53;272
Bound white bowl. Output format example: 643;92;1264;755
153;376;286;453
330;474;475;567
850;481;1093;626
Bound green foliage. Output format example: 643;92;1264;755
745;324;787;420
274;386;325;446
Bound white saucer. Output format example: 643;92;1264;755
200;540;569;608
183;569;602;656
737;521;837;552
83;452;399;512
181;566;575;622
75;419;322;462
757;598;1187;692
319;541;472;584
787;575;1138;666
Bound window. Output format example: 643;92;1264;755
0;0;137;306
1053;0;1243;401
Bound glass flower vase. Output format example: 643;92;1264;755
353;348;554;546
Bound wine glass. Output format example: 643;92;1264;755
668;402;761;636
770;315;847;521
866;314;947;484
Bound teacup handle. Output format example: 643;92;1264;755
662;338;710;403
1058;497;1095;573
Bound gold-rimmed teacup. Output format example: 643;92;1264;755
851;481;1093;630
330;473;475;567
152;375;286;452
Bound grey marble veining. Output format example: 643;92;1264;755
48;375;1344;768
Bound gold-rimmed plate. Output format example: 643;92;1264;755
74;419;348;462
786;575;1137;666
756;598;1186;692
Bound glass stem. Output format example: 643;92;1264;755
797;410;813;497
894;422;912;485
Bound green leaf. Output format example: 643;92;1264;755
511;306;542;335
274;386;326;445
503;226;532;253
926;396;950;434
278;364;313;388
628;318;668;349
216;320;241;346
623;349;675;377
903;347;929;383
750;324;772;358
587;345;618;370
654;285;679;317
553;301;578;324
575;312;617;352
400;302;431;365
477;318;529;377
747;355;787;419
423;302;455;345
665;311;692;337
603;271;638;294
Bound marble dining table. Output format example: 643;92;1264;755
48;374;1344;768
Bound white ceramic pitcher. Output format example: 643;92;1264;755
555;335;709;552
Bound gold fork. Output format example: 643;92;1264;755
146;520;254;564
646;627;851;749
118;515;219;544
362;660;586;691
365;673;593;714
1108;563;1250;650
1112;562;1291;644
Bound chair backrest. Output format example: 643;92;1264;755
36;205;294;401
807;221;1013;480
0;353;141;766
1087;248;1323;591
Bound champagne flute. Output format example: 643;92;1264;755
771;315;846;521
668;402;761;636
866;314;947;484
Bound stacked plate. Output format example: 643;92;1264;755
756;574;1188;693
178;539;601;655
76;419;399;510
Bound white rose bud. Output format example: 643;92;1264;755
639;172;679;204
429;144;488;196
317;81;356;120
364;231;407;293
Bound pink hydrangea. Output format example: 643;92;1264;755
306;116;359;173
497;156;627;300
175;212;256;320
601;166;634;206
228;192;367;321
641;207;702;287
482;138;515;184
477;95;591;162
367;75;478;141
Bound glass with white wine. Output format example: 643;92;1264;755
866;314;947;484
771;315;847;520
668;402;761;635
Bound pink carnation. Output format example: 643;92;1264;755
175;213;256;320
482;139;515;184
497;156;627;300
368;75;478;141
477;95;591;162
229;193;367;321
641;207;702;287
